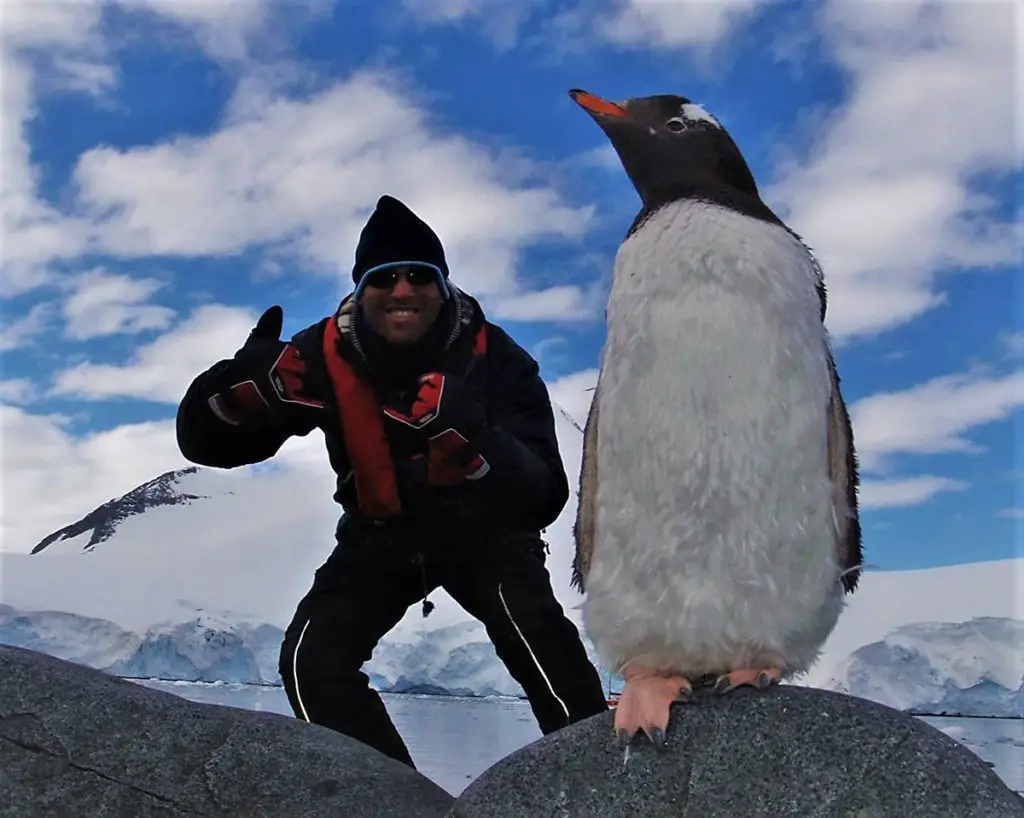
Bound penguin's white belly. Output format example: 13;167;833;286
583;200;844;679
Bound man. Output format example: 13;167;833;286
175;195;609;768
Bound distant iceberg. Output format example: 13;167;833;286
822;617;1024;718
0;603;141;670
109;616;265;685
0;605;268;686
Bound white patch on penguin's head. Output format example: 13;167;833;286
678;102;721;129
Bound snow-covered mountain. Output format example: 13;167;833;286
823;617;1024;718
1;402;1021;714
30;467;212;554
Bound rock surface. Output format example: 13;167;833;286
0;644;454;817
450;684;1024;818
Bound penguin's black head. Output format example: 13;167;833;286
569;89;778;225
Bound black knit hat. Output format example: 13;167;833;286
351;195;451;285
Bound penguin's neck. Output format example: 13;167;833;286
611;198;818;305
627;184;782;240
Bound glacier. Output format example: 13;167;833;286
0;603;539;696
0;605;267;686
3;599;1023;717
0;603;142;670
823;617;1024;718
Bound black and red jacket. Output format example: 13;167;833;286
175;288;570;536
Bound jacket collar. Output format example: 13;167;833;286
333;284;481;368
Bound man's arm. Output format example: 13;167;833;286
470;329;571;531
176;359;319;469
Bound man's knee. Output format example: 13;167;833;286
481;559;607;703
278;593;321;682
279;611;375;720
490;579;589;668
491;583;605;727
493;565;570;630
282;611;364;678
278;614;317;687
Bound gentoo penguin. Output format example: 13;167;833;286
568;89;864;746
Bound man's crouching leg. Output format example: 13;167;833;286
278;536;428;768
443;532;609;735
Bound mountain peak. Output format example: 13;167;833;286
31;467;207;555
555;404;584;434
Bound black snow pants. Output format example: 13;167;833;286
278;515;608;768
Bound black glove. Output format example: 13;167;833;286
382;373;491;486
381;372;485;435
206;306;327;428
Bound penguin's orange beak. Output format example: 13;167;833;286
569;89;628;118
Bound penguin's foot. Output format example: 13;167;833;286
713;666;782;695
613;665;692;749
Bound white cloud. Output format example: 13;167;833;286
548;367;599;428
0;303;55;351
858;475;968;510
401;0;769;60
996;508;1024;519
489;284;604;322
0;0;326;297
268;431;334;477
1000;332;1024;359
71;70;594;299
0;380;35;404
51;304;260;403
850;368;1024;474
532;0;770;59
0;407;191;552
62;268;176;341
765;0;1019;341
590;0;767;50
0;0;109;294
402;0;501;20
113;0;290;62
2;265;179;353
401;0;530;49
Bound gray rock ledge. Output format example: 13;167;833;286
450;682;1024;818
0;644;453;817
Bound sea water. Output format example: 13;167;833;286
137;679;1024;798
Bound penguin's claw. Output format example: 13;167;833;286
713;666;782;695
611;669;692;749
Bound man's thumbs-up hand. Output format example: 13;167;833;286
206;306;328;428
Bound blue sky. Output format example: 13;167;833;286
1;0;1020;571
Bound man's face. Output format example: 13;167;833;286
358;264;445;345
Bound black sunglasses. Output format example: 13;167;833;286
362;265;439;290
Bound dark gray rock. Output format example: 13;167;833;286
451;684;1024;818
0;644;454;817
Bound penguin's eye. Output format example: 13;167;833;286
666;117;686;133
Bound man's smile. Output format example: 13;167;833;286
385;305;422;322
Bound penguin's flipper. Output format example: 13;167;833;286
826;349;864;593
572;382;600;593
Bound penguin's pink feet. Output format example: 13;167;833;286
613;664;692;748
713;666;782;695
